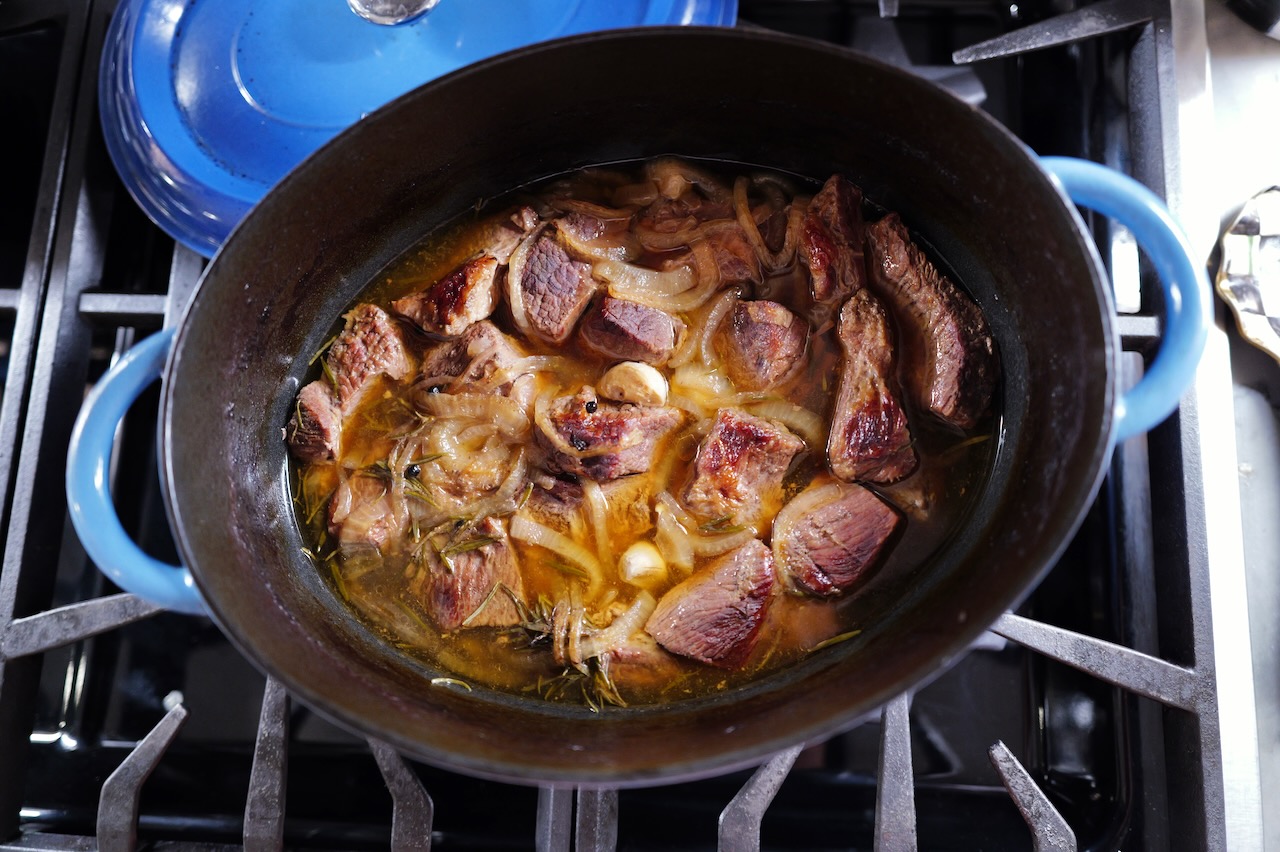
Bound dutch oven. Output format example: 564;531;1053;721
65;28;1210;786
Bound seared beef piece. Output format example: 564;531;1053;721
601;634;684;695
645;539;775;668
524;474;585;535
478;205;540;264
637;194;734;236
865;213;998;430
287;380;341;462
579;295;685;365
511;227;598;344
713;300;808;392
701;224;761;286
421;518;525;631
328;469;408;555
827;290;918;484
799;175;867;308
534;387;683;482
558;212;605;243
326;304;413;413
418;320;526;389
772;479;902;597
392;254;499;337
682;408;806;529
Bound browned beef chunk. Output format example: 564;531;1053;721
772;479;902;597
328;469;407;555
827;290;918;484
511;227;599;344
417;320;527;389
287;380;341;462
636;194;734;236
579;296;685;365
524;474;585;535
865;213;998;430
682;408;806;529
799;175;867;308
713;300;808;391
558;212;605;243
392;254;499;337
645;539;775;668
701;224;761;286
420;518;525;631
326;304;412;414
477;205;539;264
602;633;685;695
534;387;683;482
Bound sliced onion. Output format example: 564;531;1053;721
633;219;730;252
547;197;635;221
582;479;613;572
505;224;546;340
654;502;693;573
557;220;641;263
577;591;657;661
655;492;757;554
612;180;660;208
646;158;730;202
594;259;696;301
748;400;824;447
417;392;528;439
699;287;740;366
734;175;777;272
511;513;604;587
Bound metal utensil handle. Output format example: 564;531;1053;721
1040;156;1211;443
65;328;207;615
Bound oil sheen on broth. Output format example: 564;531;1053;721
288;158;1000;710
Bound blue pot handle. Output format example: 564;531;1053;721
65;327;208;616
1040;156;1211;443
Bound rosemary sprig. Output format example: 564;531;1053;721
537;660;626;712
698;515;746;535
461;582;505;628
439;536;498;558
811;629;863;652
430;677;473;692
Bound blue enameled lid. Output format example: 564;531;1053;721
99;0;738;257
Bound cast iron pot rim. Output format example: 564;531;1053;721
159;26;1120;785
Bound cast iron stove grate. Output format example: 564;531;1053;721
0;0;1259;849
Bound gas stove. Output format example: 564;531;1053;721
0;0;1262;849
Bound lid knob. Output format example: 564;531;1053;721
347;0;442;25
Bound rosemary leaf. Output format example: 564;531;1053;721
811;629;863;652
430;677;473;692
439;536;498;558
308;334;338;366
461;583;504;627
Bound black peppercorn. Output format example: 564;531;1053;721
585;399;598;413
405;464;421;479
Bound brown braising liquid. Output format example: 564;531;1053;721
291;159;999;708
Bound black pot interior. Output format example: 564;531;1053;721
162;28;1114;785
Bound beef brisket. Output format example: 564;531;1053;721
713;300;808;392
287;380;341;462
326;304;413;414
420;518;526;631
534;387;683;482
644;539;775;668
392;254;499;337
682;408;806;529
798;175;867;308
865;213;997;430
827;290;917;484
511;227;598;344
579;295;685;365
772;479;902;597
